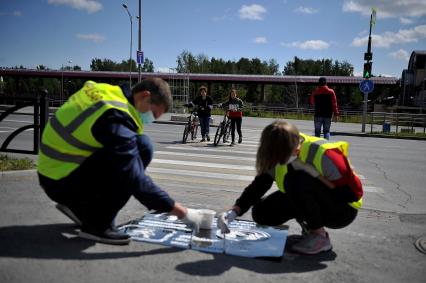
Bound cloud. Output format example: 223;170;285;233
281;40;330;50
76;33;105;43
254;37;267;44
239;4;267;20
0;10;23;17
399;17;414;24
48;0;102;14
212;8;231;21
352;24;426;48
294;7;319;14
389;49;410;61
157;67;173;73
342;0;426;18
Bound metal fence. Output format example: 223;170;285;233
0;91;49;154
369;112;426;134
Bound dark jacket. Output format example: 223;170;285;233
191;96;213;117
221;98;244;118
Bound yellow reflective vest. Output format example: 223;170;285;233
38;81;144;180
274;133;362;210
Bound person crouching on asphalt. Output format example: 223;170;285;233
217;120;363;255
38;78;204;245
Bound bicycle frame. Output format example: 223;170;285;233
182;109;199;144
213;110;231;146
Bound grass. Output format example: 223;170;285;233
0;154;35;171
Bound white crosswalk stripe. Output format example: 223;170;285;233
148;131;381;195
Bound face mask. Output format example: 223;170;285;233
286;155;298;164
139;110;155;124
279;155;297;165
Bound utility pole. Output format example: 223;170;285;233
138;0;142;82
361;7;376;132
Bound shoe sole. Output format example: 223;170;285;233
291;244;333;255
56;204;82;226
78;231;130;245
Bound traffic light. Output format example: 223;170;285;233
363;62;372;78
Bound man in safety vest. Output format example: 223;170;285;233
217;120;363;255
38;78;204;245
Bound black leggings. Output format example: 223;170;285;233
252;170;357;230
230;117;242;141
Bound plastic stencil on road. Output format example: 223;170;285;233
119;212;288;258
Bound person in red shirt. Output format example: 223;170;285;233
217;120;363;255
220;88;244;145
310;77;339;139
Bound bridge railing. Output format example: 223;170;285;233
0;91;49;154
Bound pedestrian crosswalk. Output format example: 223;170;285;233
145;128;382;205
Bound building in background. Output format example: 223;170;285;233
401;51;426;110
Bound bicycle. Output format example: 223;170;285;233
213;110;231;146
182;106;199;144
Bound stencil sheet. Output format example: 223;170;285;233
119;212;288;258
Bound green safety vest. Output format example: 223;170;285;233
38;81;144;180
274;133;363;210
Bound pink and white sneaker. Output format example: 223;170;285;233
291;232;333;255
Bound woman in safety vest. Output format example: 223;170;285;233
38;78;204;245
217;120;363;255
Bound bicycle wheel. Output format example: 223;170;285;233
182;124;190;144
213;123;224;146
223;121;231;143
191;123;198;140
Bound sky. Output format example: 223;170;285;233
1;0;425;78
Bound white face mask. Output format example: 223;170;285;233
139;110;155;124
285;155;298;165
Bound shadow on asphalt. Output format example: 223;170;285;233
175;235;337;275
0;223;182;260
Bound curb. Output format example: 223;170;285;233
0;169;37;180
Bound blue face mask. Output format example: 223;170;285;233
140;110;155;124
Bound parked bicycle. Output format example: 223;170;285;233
213;109;231;146
182;105;199;144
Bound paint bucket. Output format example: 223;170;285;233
199;209;216;230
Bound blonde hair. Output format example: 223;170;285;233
256;120;300;174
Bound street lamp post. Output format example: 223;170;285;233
138;0;142;82
122;3;133;88
61;59;72;105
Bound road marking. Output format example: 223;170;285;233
155;151;256;161
152;158;254;170
363;186;384;193
147;167;253;181
166;145;257;155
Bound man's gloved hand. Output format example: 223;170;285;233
182;208;203;233
291;159;320;178
217;209;237;234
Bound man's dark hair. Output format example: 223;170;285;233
132;77;172;112
319;77;327;86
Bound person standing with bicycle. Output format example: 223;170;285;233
188;86;213;142
220;88;244;145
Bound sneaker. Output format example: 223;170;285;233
238;136;242;144
56;203;82;226
206;135;210;141
200;138;206;142
78;226;130;245
230;141;235;146
291;232;332;255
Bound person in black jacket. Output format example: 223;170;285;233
189;85;213;142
